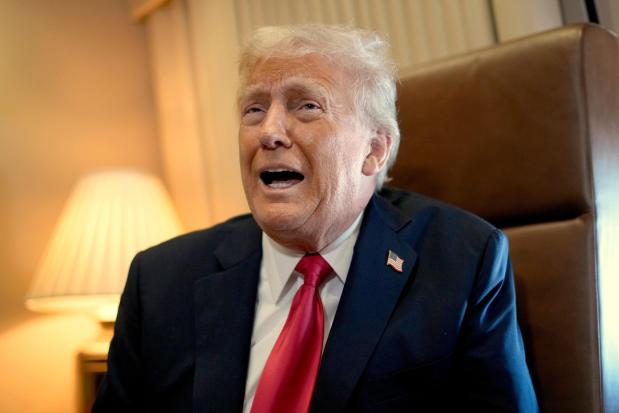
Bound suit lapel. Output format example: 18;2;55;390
193;219;262;413
311;196;418;412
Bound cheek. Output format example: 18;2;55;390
313;143;358;196
238;132;256;166
311;139;341;181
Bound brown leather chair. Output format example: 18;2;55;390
390;24;619;413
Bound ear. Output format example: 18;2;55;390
362;129;392;177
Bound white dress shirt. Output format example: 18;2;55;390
243;213;364;412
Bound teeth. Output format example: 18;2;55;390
265;168;295;173
268;181;295;188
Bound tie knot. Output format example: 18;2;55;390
295;254;332;288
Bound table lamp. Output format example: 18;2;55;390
25;169;183;324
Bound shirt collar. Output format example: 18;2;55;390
261;212;364;303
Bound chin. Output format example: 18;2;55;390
252;203;308;233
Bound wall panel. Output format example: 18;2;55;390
233;0;497;70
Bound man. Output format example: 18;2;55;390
94;25;538;412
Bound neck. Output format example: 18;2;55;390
266;210;364;253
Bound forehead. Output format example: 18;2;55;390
242;53;352;99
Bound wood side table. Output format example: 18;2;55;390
77;326;111;413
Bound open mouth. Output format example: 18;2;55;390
260;169;305;189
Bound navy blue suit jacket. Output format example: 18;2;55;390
93;190;538;412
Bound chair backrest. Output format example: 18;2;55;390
391;23;619;413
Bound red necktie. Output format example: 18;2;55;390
250;254;333;413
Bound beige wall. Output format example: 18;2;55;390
234;0;496;68
599;0;619;34
0;1;161;412
492;0;563;41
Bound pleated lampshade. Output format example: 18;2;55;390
25;169;183;320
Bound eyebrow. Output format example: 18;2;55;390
238;76;332;107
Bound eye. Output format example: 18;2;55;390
299;102;321;111
241;104;267;125
243;105;264;116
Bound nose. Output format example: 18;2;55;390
259;103;292;149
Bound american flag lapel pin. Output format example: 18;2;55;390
386;250;404;273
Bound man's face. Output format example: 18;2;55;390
238;53;390;251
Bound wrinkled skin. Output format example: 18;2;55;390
238;53;392;252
